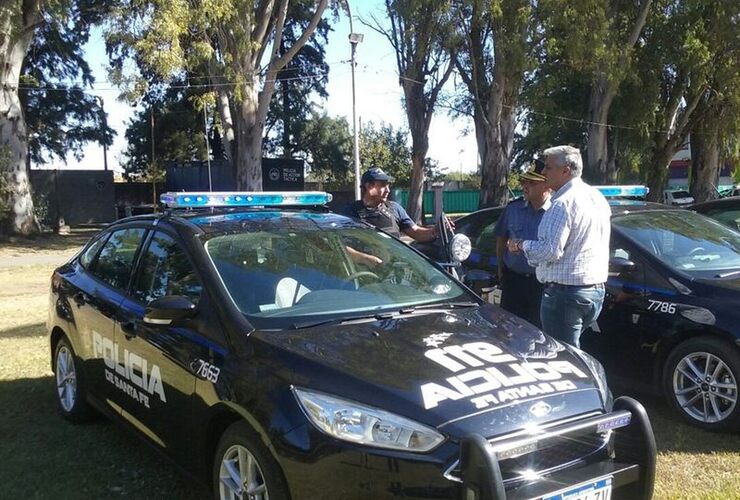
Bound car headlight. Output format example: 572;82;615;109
293;387;445;453
449;234;471;263
571;348;612;409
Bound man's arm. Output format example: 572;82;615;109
403;224;437;242
518;202;570;265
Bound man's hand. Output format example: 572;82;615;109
507;238;523;254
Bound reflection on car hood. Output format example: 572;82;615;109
255;304;603;438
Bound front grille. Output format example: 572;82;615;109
444;429;611;487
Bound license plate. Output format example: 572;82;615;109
542;476;612;500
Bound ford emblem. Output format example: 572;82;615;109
529;401;552;418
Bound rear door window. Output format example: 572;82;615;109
132;232;202;305
90;228;146;290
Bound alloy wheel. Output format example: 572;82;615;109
218;444;269;500
673;351;738;423
56;345;77;412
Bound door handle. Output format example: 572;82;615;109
121;320;139;339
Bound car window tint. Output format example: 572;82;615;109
475;219;500;254
92;228;146;290
706;208;740;232
612;211;740;272
133;232;202;305
79;234;108;269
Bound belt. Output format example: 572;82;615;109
544;282;605;289
503;266;535;279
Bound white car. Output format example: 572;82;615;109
663;189;694;206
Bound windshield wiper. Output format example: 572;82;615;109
291;312;397;330
410;301;479;311
715;270;740;278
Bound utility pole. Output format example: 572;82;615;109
345;1;364;200
204;103;212;191
151;108;157;210
95;96;108;171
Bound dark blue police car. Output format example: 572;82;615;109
450;187;740;432
48;191;655;499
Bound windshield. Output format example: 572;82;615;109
204;226;471;328
672;191;691;199
612;210;740;274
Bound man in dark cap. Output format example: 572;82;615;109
493;159;551;327
343;167;439;242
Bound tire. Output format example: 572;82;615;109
212;421;291;500
53;337;96;423
663;336;740;432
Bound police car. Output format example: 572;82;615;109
447;186;740;432
48;191;655;499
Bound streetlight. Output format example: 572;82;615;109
95;96;109;171
345;1;364;200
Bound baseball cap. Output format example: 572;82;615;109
520;159;546;182
361;167;393;184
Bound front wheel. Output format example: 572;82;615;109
663;336;740;432
53;337;96;423
213;421;291;500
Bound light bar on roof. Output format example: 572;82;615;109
159;191;333;208
594;185;649;198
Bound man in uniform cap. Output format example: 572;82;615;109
493;159;551;327
343;167;439;242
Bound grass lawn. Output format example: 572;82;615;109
1;235;738;499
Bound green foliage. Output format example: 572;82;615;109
359;122;413;186
294;112;352;183
19;0;116;165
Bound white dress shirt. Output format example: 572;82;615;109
521;177;611;285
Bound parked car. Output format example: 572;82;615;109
443;196;740;432
692;196;740;232
663;189;694;206
48;191;656;500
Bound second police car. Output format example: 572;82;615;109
448;186;740;432
48;191;655;499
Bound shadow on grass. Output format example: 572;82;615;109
615;388;740;455
0;322;46;339
0;376;208;499
0;227;98;252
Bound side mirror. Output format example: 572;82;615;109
464;269;495;295
144;296;197;325
609;257;636;277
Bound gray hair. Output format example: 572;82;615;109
543;145;583;178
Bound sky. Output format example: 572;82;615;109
45;2;479;175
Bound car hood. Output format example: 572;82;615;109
254;304;604;438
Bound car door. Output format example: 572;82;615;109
114;229;219;457
68;227;147;407
458;209;504;274
582;234;650;383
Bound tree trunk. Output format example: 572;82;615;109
479;71;516;208
645;146;675;203
233;82;263;190
586;78;616;183
403;81;430;223
1;6;41;235
216;90;234;165
690;128;721;203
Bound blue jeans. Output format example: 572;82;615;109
540;283;605;348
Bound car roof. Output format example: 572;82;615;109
459;200;680;221
111;208;365;236
691;196;740;212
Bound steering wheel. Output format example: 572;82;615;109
347;271;380;282
689;247;706;256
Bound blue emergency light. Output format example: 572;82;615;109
159;191;333;209
594;185;649;198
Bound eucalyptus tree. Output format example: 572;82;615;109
538;0;652;183
367;0;455;222
637;0;738;201
107;0;330;191
1;0;112;235
453;0;536;207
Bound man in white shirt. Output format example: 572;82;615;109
507;145;611;348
